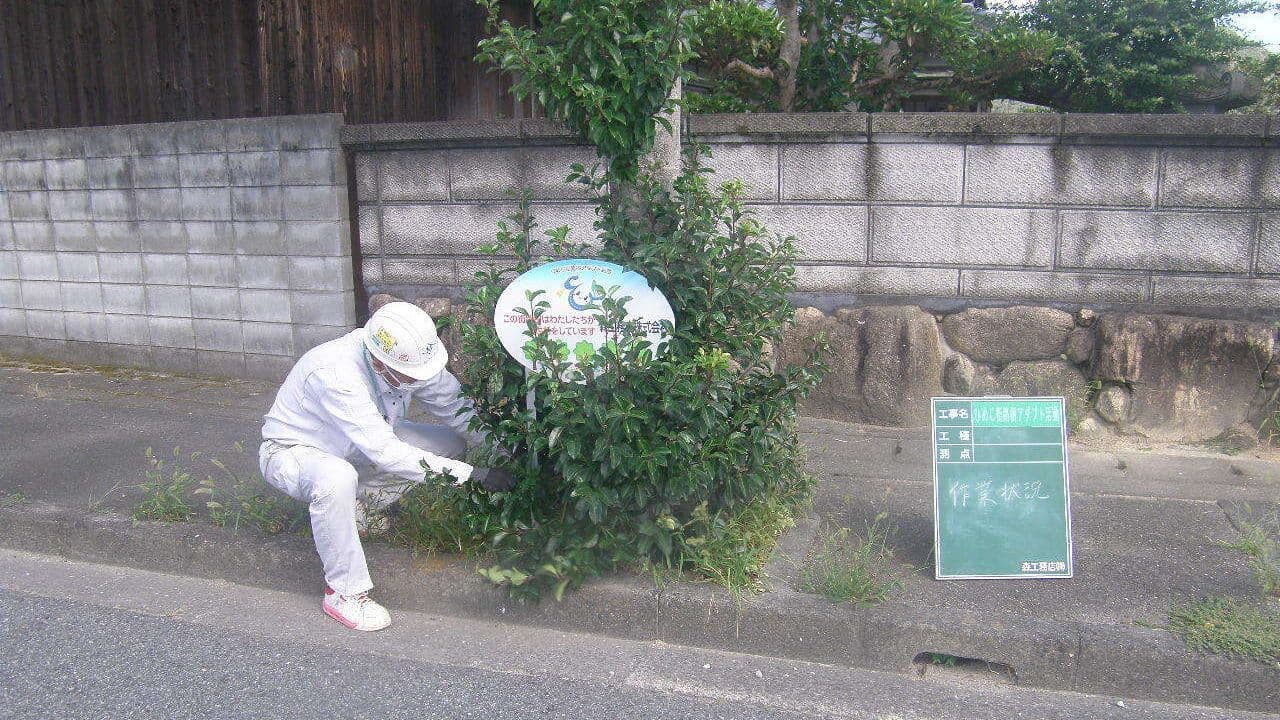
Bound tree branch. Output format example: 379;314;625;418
725;59;776;81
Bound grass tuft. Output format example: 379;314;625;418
797;513;903;606
133;447;196;522
1168;597;1280;664
681;482;810;596
386;481;482;556
1224;511;1280;599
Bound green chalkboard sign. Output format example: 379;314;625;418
933;397;1074;579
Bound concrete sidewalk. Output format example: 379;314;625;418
1;357;1277;713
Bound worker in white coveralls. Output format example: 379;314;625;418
259;301;515;632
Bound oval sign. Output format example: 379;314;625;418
494;258;675;373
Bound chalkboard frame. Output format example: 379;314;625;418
931;396;1075;580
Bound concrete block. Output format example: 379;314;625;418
341;119;520;146
871;206;1055;267
0;222;10;252
0;193;8;223
529;203;600;250
281;149;339;185
106;314;150;345
283;186;344;221
195;350;246;378
48;191;92;221
175;121;227;153
102;284;146;314
12;221;54;250
0;307;25;335
237;255;290;289
143;253;189;285
523;146;596;200
290;291;355;325
52;222;97;252
966;145;1157;206
135;189;183;221
191;286;240;318
17;251;59;280
354;154;377;201
86;157;132;189
1059;210;1254;273
0;252;13;279
242;321;295;355
793;265;959;295
57;253;99;282
870;112;1060;137
133;155;180;188
1062;113;1264;139
146;285;192;317
455;257;503;286
148;316;196;348
358;207;380;255
278;115;340;150
7;191;48;221
243;352;297;380
383;258;455;285
1162;148;1280;209
90;190;134;221
82;126;135;158
287;256;352;291
1257;214;1280;274
183;221;235;254
286;220;347;257
1;131;42;161
0;279;19;307
20;281;61;310
99;253;143;283
448;148;518;201
138;221;188;253
382;204;506;255
1152;276;1280;308
42;129;85;158
233;221;286;255
92;221;141;253
239;289;291;322
64;312;108;342
193;318;244;352
226;118;278;152
780;144;867;201
229;151;281;186
179;152;230;187
132;124;179;156
232;186;283;221
3;161;47;191
866;143;962;202
703;144;778;200
44;158;88;190
188;256;239;288
690;112;870;138
361;258;383;285
148;347;198;374
960;269;1148;303
180;187;232;221
25;310;65;339
62;283;104;313
747;204;868;263
294;324;349;354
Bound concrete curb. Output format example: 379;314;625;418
3;502;1277;713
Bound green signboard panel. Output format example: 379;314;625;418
933;397;1074;579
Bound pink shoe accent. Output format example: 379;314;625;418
323;601;359;629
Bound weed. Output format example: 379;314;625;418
0;492;29;509
924;652;958;667
1168;597;1280;664
133;447;196;522
1224;511;1280;599
194;446;306;535
387;481;482;556
798;513;903;606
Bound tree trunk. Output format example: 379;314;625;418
777;0;801;112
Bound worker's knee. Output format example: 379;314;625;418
310;461;358;504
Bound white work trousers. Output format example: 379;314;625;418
259;421;466;596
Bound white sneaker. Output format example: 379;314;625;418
323;588;392;631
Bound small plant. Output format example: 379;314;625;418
1224;511;1280;599
1168;597;1280;664
134;447;196;522
387;482;482;556
797;514;903;606
0;492;29;509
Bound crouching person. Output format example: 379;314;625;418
259;302;514;632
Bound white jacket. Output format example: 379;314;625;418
261;329;477;483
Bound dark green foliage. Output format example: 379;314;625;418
686;0;786;112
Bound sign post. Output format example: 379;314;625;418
932;397;1074;579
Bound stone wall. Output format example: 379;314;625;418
0;115;355;379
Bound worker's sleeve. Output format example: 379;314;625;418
307;369;473;483
413;369;488;448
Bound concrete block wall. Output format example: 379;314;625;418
0;115;355;379
346;113;1280;320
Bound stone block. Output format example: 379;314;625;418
196;350;247;378
17;251;59;280
242;322;295;356
44;158;88;190
52;222;97;252
378;150;450;202
90;190;134;221
382;258;455;285
25;310;65;339
0;307;25;335
226;118;278;152
232;186;283;221
94;221;141;253
866;143;962;202
57;253;99;282
1059;210;1253;273
143;253;189;285
973;360;1090;428
181;187;232;221
48;191;92;221
1258;214;1280;274
98;253;143;283
381;204;508;255
239;289;292;322
871;206;1055;267
780;144;867;201
283;186;344;221
4;161;47;191
64;312;108;342
1061;113;1264;139
289;291;355;325
793;265;958;295
941;306;1075;363
281;149;339;185
529;203;600;250
871;112;1060;137
2;132;42;161
0;222;10;251
106;314;150;345
446;148;520;201
86;157;132;189
82;126;135;158
361;258;383;285
689;112;869;138
746;204;867;262
229;151;281;186
102;284;146;314
138;221;188;253
188;255;238;288
179;152;230;187
132;124;179;156
237;255;289;289
233;221;286;255
8;191;49;221
146;285;192;317
0;279;18;307
0;253;16;280
148;316;196;348
293;324;349;354
965;145;1156;206
1151;276;1280;308
286;220;347;257
183;221;235;254
1161;148;1280;209
133;155;181;188
287;256;352;291
0;193;8;223
703;144;777;200
20;280;60;310
135;189;183;221
12;221;54;250
278;115;341;150
959;270;1147;304
523;146;597;200
191;286;240;318
175;121;226;153
193;319;244;352
354;154;377;202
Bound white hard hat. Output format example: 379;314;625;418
363;302;448;380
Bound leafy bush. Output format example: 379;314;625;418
686;0;785;113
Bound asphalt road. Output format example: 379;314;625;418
1;550;1273;720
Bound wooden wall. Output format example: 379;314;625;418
0;0;531;131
